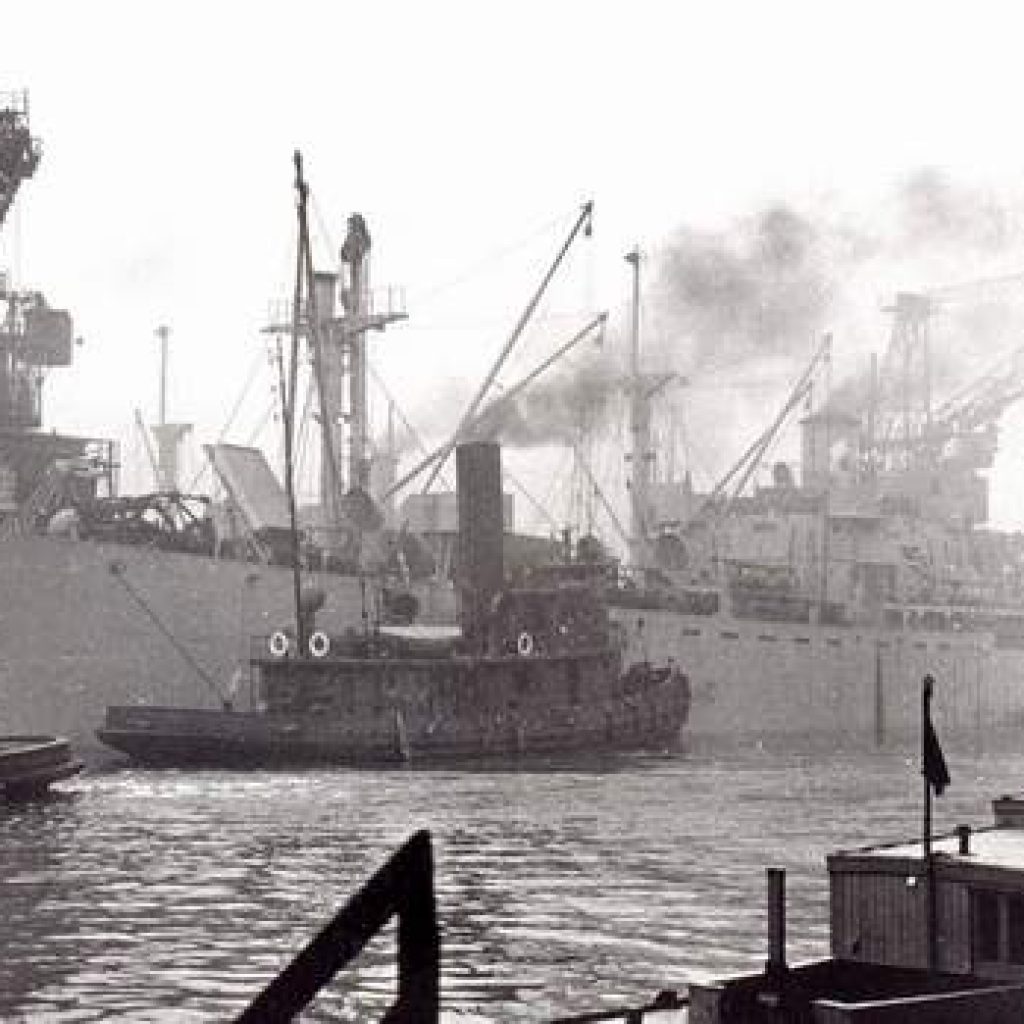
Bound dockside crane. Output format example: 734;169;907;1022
870;277;1024;474
928;345;1024;469
0;90;39;229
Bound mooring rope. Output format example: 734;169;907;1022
108;561;227;706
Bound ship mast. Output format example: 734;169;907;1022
342;216;372;493
264;205;407;552
284;152;310;656
314;217;406;541
626;246;652;568
149;324;192;491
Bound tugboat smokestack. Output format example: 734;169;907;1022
456;442;504;645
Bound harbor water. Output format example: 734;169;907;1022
3;731;1022;1022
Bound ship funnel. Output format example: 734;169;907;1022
456;442;504;644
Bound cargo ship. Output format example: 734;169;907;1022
5;92;1024;753
600;256;1024;743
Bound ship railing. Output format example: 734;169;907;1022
235;829;438;1023
263;286;407;335
351;284;408;318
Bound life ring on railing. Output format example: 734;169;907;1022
268;631;290;658
309;630;331;658
516;631;535;657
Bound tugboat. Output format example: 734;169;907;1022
95;152;689;769
96;440;690;766
0;735;81;799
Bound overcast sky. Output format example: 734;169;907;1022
5;1;1024;530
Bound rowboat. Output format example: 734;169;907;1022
0;735;82;800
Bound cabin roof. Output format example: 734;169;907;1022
377;624;463;642
830;825;1024;879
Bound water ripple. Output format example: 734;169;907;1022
1;734;1020;1020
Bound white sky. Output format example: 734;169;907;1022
6;1;1024;531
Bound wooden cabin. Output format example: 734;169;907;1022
689;798;1024;1022
830;795;1024;980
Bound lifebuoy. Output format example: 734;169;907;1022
268;631;290;657
516;631;535;657
309;630;331;658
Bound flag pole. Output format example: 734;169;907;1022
923;674;936;970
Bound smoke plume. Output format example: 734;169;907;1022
894;169;1020;253
650;170;1024;427
468;355;620;448
650;203;866;372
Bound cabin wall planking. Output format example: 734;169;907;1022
831;862;973;974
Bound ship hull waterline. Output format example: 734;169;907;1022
5;534;1024;755
96;704;688;768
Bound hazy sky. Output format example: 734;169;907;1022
6;1;1024;529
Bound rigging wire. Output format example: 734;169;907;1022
245;397;277;450
504;462;561;534
367;361;453;493
182;345;268;493
676;402;716;491
108;562;227;705
294;368;321;504
406;206;579;310
309;191;338;265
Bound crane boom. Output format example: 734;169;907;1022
419;202;594;494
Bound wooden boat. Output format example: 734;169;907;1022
0;735;82;799
96;443;690;767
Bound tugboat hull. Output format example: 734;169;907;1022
97;656;690;768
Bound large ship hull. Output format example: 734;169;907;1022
4;533;1022;757
615;604;1024;742
0;535;454;755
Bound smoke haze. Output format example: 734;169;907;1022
641;170;1024;475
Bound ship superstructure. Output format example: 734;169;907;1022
634;291;1024;633
598;262;1024;741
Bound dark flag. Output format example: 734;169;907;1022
922;674;951;796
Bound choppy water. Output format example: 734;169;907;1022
2;731;1022;1022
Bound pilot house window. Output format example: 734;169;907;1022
1008;896;1024;965
975;890;1000;963
972;889;1024;969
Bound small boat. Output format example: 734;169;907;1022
688;688;1024;1023
0;735;82;799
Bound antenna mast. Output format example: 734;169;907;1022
625;246;653;568
149;324;191;490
